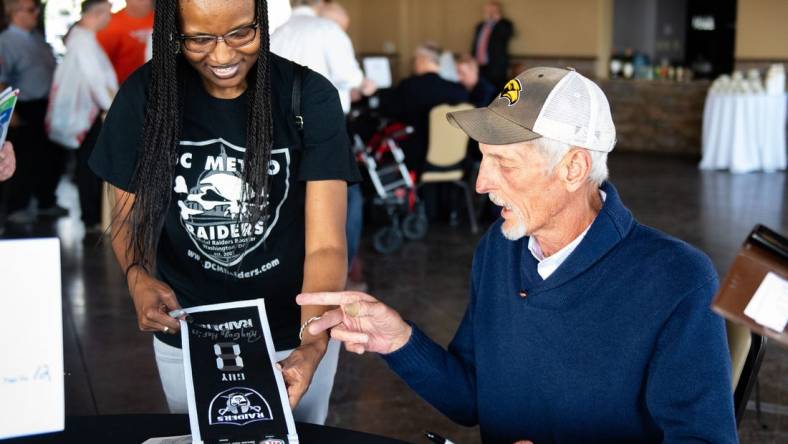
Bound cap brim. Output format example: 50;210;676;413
446;107;542;145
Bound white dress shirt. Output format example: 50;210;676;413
270;6;363;114
65;26;118;111
528;191;607;280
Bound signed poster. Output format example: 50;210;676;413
181;300;298;444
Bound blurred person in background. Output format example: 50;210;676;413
318;1;375;291
267;0;292;35
456;53;497;171
0;0;65;224
48;0;117;235
97;0;153;85
273;0;375;290
471;0;513;88
272;0;374;115
456;53;497;108
379;42;468;176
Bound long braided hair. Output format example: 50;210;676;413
125;0;274;267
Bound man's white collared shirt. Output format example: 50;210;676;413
270;6;363;114
528;191;606;280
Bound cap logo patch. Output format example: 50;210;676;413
500;79;522;106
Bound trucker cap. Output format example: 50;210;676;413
447;67;617;152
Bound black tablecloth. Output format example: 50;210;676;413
1;414;410;444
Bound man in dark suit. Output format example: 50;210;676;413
471;1;514;89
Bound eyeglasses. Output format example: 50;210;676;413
176;22;259;53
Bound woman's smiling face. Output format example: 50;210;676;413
179;0;260;99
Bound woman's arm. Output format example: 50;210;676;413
300;179;349;342
278;179;348;408
110;185;181;334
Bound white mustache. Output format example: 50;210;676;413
489;193;513;210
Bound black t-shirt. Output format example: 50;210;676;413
90;54;360;351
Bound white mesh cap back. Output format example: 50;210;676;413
532;71;617;152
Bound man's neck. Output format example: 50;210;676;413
293;5;318;16
10;21;34;33
77;19;98;33
532;187;603;257
415;66;439;76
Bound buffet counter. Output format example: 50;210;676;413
599;79;711;156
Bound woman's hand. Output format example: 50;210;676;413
0;142;16;182
277;338;328;408
127;267;182;334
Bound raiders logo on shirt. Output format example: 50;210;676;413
174;138;291;268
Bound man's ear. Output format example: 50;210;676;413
559;148;592;192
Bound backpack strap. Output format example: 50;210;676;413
292;64;306;132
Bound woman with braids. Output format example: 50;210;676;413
89;0;359;424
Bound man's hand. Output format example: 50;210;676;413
0;142;16;181
277;339;327;409
127;267;182;334
296;291;412;355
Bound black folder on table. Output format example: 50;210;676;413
712;224;788;347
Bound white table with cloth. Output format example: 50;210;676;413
700;92;787;173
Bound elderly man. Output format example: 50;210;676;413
298;68;737;443
380;43;468;175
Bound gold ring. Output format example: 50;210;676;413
163;326;169;333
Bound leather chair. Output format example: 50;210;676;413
726;319;767;425
420;103;478;233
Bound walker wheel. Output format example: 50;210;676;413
373;226;404;254
402;212;428;240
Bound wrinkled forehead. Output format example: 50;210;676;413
480;140;539;161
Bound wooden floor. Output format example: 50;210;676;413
2;152;787;443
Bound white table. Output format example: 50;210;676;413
700;92;787;173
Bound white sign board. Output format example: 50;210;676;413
363;57;393;89
0;238;64;440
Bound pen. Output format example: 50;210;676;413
425;431;455;444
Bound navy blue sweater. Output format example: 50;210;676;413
384;182;737;443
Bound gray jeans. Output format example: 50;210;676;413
153;336;340;425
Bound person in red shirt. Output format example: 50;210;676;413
97;0;153;84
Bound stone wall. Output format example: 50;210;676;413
599;79;710;156
510;55;597;79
